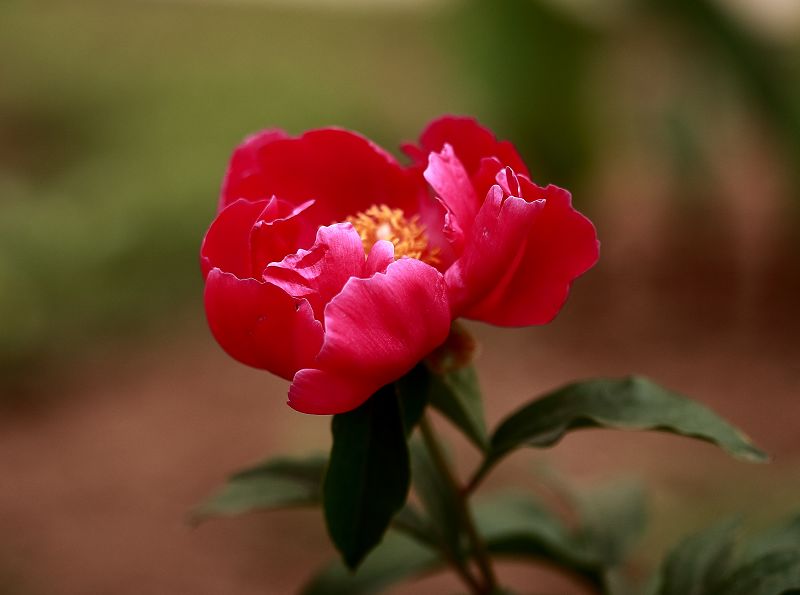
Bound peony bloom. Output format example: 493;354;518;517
201;117;598;414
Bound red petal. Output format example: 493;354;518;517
288;258;451;414
204;269;323;380
415;116;530;178
249;198;317;274
220;129;290;211
460;182;599;326
221;128;425;225
200;198;270;280
445;186;543;317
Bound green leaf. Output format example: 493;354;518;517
657;518;740;595
483;376;767;477
323;385;411;570
473;493;605;587
394;364;430;436
391;504;438;548
409;438;464;560
428;363;488;451
718;550;800;595
573;479;647;567
300;531;441;595
190;454;326;523
744;514;800;564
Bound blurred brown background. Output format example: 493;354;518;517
1;0;799;593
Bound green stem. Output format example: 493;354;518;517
419;415;499;594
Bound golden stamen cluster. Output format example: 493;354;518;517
347;204;439;265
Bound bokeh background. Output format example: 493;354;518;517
1;0;799;593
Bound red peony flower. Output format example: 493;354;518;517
201;117;598;414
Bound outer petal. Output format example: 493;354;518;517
459;182;599;326
204;269;323;380
262;223;370;322
288;258;451;414
220;128;425;226
445;186;544;317
220;129;290;211
410;116;529;178
200;198;270;280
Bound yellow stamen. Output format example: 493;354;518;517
347;204;439;265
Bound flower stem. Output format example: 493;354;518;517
419;415;499;594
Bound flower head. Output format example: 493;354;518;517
201;117;598;414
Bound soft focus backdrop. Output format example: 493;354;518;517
1;0;799;593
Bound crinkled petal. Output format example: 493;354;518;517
201;198;270;280
262;223;368;322
288;258;450;414
412;116;529;178
204;269;323;380
445;186;543;317
249;199;317;275
424;143;477;247
462;183;599;326
221;128;425;226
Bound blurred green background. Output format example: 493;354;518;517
1;1;799;594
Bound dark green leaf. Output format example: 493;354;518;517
484;376;767;476
301;531;440;595
428;363;488;451
409;438;464;560
473;493;605;587
657;518;740;595
323;385;411;570
394;364;430;436
190;454;326;523
718;550;800;595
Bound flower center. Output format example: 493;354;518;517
347;204;438;264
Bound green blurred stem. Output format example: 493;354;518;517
465;460;492;495
419;415;499;594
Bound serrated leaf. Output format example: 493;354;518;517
657;518;740;595
323;385;411;570
482;376;767;478
301;531;440;595
718;550;800;595
428;364;488;451
191;454;326;523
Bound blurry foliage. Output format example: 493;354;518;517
1;0;799;387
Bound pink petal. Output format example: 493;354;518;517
365;240;395;275
424;144;478;248
262;223;368;322
204;269;323;380
288;258;451;414
200;198;271;280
